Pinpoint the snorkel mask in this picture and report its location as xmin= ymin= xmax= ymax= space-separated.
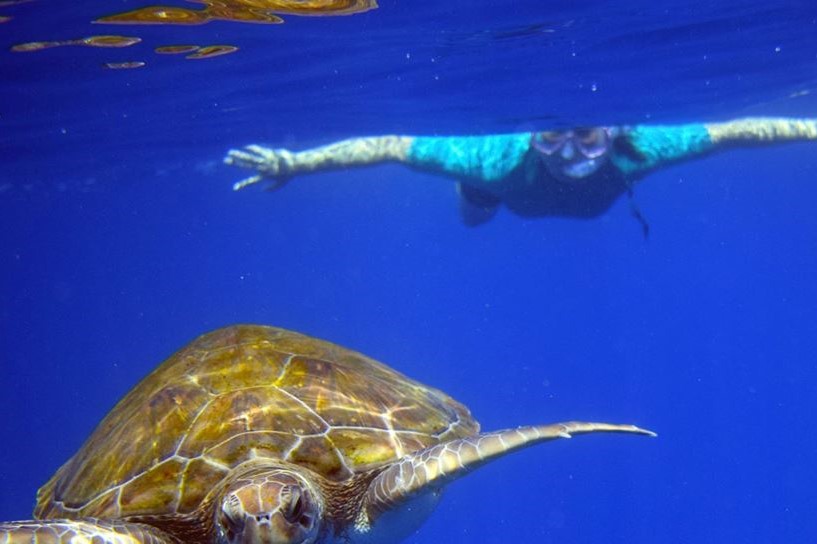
xmin=531 ymin=127 xmax=616 ymax=182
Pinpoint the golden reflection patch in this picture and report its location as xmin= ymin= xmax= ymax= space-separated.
xmin=96 ymin=0 xmax=377 ymax=25
xmin=185 ymin=45 xmax=238 ymax=59
xmin=155 ymin=44 xmax=239 ymax=59
xmin=11 ymin=35 xmax=141 ymax=52
xmin=6 ymin=0 xmax=376 ymax=66
xmin=155 ymin=45 xmax=200 ymax=54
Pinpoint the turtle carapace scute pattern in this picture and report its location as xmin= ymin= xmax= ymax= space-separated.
xmin=0 ymin=325 xmax=654 ymax=544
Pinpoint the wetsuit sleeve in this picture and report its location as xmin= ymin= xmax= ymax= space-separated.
xmin=610 ymin=123 xmax=714 ymax=176
xmin=611 ymin=117 xmax=817 ymax=177
xmin=406 ymin=133 xmax=531 ymax=184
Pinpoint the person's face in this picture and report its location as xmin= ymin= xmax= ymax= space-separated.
xmin=532 ymin=127 xmax=612 ymax=182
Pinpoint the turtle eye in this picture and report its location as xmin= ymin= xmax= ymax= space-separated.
xmin=281 ymin=486 xmax=305 ymax=524
xmin=220 ymin=493 xmax=245 ymax=539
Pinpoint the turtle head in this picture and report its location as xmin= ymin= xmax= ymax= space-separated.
xmin=216 ymin=467 xmax=323 ymax=544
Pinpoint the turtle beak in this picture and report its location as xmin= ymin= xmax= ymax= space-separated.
xmin=242 ymin=514 xmax=285 ymax=544
xmin=222 ymin=510 xmax=308 ymax=544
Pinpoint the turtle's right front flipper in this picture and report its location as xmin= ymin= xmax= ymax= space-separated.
xmin=0 ymin=519 xmax=178 ymax=544
xmin=361 ymin=421 xmax=655 ymax=525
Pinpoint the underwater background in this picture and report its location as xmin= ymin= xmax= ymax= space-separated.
xmin=2 ymin=1 xmax=817 ymax=542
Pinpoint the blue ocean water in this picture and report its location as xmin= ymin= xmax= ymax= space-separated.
xmin=2 ymin=1 xmax=817 ymax=543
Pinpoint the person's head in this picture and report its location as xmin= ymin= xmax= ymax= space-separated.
xmin=531 ymin=127 xmax=617 ymax=183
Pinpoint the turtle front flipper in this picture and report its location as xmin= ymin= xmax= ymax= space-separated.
xmin=0 ymin=519 xmax=179 ymax=544
xmin=361 ymin=421 xmax=655 ymax=524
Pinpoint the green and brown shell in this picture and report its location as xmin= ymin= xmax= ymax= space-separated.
xmin=36 ymin=325 xmax=478 ymax=521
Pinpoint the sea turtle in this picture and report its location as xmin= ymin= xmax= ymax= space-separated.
xmin=0 ymin=325 xmax=654 ymax=544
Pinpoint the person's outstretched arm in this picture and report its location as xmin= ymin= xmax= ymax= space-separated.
xmin=612 ymin=116 xmax=817 ymax=178
xmin=225 ymin=136 xmax=414 ymax=191
xmin=225 ymin=133 xmax=532 ymax=191
xmin=704 ymin=117 xmax=817 ymax=146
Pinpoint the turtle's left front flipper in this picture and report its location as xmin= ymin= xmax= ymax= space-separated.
xmin=0 ymin=519 xmax=179 ymax=544
xmin=361 ymin=421 xmax=655 ymax=523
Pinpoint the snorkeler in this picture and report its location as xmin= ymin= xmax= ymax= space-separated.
xmin=224 ymin=117 xmax=817 ymax=234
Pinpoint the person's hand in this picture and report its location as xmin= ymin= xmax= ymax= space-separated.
xmin=224 ymin=145 xmax=294 ymax=191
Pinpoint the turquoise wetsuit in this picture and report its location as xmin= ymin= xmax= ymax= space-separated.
xmin=407 ymin=124 xmax=714 ymax=183
xmin=403 ymin=124 xmax=715 ymax=219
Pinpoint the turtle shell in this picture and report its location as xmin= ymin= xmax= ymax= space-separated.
xmin=35 ymin=325 xmax=478 ymax=520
